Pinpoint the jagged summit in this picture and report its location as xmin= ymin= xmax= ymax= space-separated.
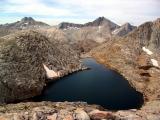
xmin=21 ymin=17 xmax=35 ymax=22
xmin=123 ymin=22 xmax=133 ymax=27
xmin=87 ymin=16 xmax=107 ymax=26
xmin=84 ymin=16 xmax=118 ymax=28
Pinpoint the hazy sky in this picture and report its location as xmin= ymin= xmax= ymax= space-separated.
xmin=0 ymin=0 xmax=159 ymax=25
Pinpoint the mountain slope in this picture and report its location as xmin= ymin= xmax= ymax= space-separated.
xmin=90 ymin=18 xmax=160 ymax=102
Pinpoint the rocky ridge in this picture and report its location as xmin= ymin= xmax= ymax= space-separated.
xmin=59 ymin=17 xmax=119 ymax=31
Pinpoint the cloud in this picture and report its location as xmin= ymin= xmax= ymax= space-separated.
xmin=1 ymin=0 xmax=75 ymax=16
xmin=0 ymin=0 xmax=159 ymax=25
xmin=54 ymin=0 xmax=160 ymax=25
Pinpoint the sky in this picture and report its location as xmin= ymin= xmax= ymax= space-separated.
xmin=0 ymin=0 xmax=159 ymax=26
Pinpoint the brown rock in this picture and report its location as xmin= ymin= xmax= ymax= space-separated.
xmin=74 ymin=109 xmax=90 ymax=120
xmin=63 ymin=115 xmax=74 ymax=120
xmin=89 ymin=110 xmax=115 ymax=120
xmin=47 ymin=114 xmax=57 ymax=120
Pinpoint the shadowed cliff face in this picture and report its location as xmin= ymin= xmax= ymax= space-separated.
xmin=0 ymin=30 xmax=83 ymax=103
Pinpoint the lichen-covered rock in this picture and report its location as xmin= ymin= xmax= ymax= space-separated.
xmin=0 ymin=30 xmax=83 ymax=103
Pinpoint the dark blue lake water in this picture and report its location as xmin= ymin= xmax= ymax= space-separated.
xmin=34 ymin=58 xmax=143 ymax=110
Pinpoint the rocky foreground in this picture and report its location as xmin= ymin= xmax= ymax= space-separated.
xmin=0 ymin=101 xmax=159 ymax=120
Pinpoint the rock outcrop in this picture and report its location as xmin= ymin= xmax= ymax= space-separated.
xmin=0 ymin=30 xmax=83 ymax=103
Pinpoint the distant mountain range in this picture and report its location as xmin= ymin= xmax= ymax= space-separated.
xmin=1 ymin=17 xmax=49 ymax=29
xmin=59 ymin=17 xmax=136 ymax=36
xmin=0 ymin=17 xmax=50 ymax=36
xmin=0 ymin=16 xmax=137 ymax=38
xmin=59 ymin=17 xmax=119 ymax=30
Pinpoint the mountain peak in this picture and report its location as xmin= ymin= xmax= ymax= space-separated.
xmin=123 ymin=22 xmax=131 ymax=26
xmin=122 ymin=22 xmax=134 ymax=29
xmin=96 ymin=16 xmax=106 ymax=21
xmin=84 ymin=17 xmax=119 ymax=31
xmin=91 ymin=16 xmax=109 ymax=26
xmin=21 ymin=17 xmax=35 ymax=22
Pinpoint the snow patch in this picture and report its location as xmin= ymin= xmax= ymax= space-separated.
xmin=24 ymin=22 xmax=28 ymax=25
xmin=43 ymin=64 xmax=60 ymax=78
xmin=151 ymin=59 xmax=159 ymax=67
xmin=112 ymin=28 xmax=120 ymax=35
xmin=142 ymin=47 xmax=153 ymax=55
xmin=66 ymin=27 xmax=80 ymax=30
xmin=98 ymin=26 xmax=102 ymax=32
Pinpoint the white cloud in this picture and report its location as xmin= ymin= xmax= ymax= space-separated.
xmin=3 ymin=0 xmax=74 ymax=16
xmin=55 ymin=0 xmax=160 ymax=25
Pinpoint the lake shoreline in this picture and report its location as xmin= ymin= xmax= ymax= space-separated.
xmin=33 ymin=58 xmax=143 ymax=110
